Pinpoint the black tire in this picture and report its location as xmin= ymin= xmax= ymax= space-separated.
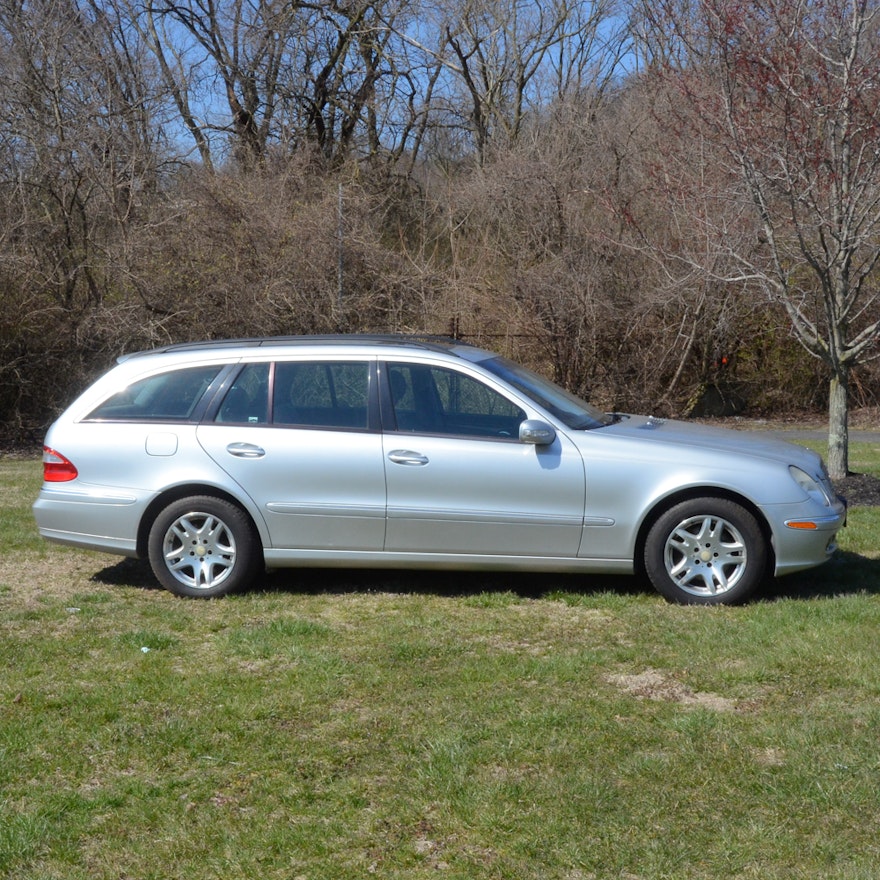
xmin=644 ymin=497 xmax=766 ymax=605
xmin=147 ymin=495 xmax=261 ymax=598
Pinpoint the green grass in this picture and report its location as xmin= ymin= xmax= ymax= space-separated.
xmin=3 ymin=455 xmax=880 ymax=879
xmin=793 ymin=438 xmax=880 ymax=475
xmin=848 ymin=439 xmax=880 ymax=474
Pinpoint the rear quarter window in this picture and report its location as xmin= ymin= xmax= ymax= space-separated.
xmin=84 ymin=365 xmax=223 ymax=421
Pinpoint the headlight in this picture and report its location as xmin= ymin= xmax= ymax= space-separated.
xmin=790 ymin=466 xmax=832 ymax=505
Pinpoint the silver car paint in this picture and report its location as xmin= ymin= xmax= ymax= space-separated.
xmin=33 ymin=338 xmax=845 ymax=584
xmin=383 ymin=429 xmax=586 ymax=557
xmin=197 ymin=423 xmax=387 ymax=551
xmin=564 ymin=417 xmax=840 ymax=570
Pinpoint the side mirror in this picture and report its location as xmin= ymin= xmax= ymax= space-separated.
xmin=519 ymin=419 xmax=556 ymax=446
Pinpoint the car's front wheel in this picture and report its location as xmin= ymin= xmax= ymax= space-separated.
xmin=644 ymin=497 xmax=766 ymax=605
xmin=147 ymin=496 xmax=261 ymax=598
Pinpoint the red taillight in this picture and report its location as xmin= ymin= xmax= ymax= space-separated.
xmin=42 ymin=446 xmax=78 ymax=482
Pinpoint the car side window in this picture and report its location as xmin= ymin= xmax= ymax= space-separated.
xmin=388 ymin=363 xmax=526 ymax=438
xmin=215 ymin=363 xmax=269 ymax=424
xmin=86 ymin=365 xmax=222 ymax=421
xmin=274 ymin=361 xmax=369 ymax=429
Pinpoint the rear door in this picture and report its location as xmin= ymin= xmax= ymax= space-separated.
xmin=197 ymin=359 xmax=387 ymax=551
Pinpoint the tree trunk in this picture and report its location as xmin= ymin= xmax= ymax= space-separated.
xmin=827 ymin=368 xmax=849 ymax=480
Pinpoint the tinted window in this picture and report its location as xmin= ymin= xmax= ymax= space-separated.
xmin=216 ymin=363 xmax=269 ymax=424
xmin=388 ymin=363 xmax=525 ymax=437
xmin=274 ymin=362 xmax=369 ymax=429
xmin=86 ymin=365 xmax=222 ymax=421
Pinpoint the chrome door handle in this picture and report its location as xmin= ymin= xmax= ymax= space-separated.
xmin=388 ymin=449 xmax=429 ymax=466
xmin=227 ymin=442 xmax=266 ymax=459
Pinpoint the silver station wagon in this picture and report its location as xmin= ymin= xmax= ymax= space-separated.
xmin=34 ymin=335 xmax=845 ymax=604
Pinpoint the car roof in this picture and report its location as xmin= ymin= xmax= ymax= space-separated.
xmin=118 ymin=334 xmax=492 ymax=363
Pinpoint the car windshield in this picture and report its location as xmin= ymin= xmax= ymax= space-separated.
xmin=481 ymin=356 xmax=613 ymax=430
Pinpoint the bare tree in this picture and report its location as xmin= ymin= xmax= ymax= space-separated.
xmin=400 ymin=0 xmax=626 ymax=164
xmin=634 ymin=0 xmax=880 ymax=478
xmin=134 ymin=0 xmax=429 ymax=168
xmin=123 ymin=0 xmax=632 ymax=168
xmin=0 ymin=0 xmax=169 ymax=428
xmin=143 ymin=0 xmax=300 ymax=168
xmin=294 ymin=0 xmax=398 ymax=161
xmin=0 ymin=0 xmax=165 ymax=310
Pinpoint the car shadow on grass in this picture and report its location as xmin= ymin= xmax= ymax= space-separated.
xmin=254 ymin=566 xmax=657 ymax=602
xmin=91 ymin=557 xmax=164 ymax=591
xmin=257 ymin=555 xmax=880 ymax=603
xmin=760 ymin=551 xmax=880 ymax=601
xmin=91 ymin=551 xmax=880 ymax=603
xmin=89 ymin=556 xmax=655 ymax=601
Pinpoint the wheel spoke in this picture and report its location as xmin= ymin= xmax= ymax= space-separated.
xmin=663 ymin=512 xmax=748 ymax=598
xmin=161 ymin=509 xmax=237 ymax=591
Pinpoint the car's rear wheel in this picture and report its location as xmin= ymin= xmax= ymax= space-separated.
xmin=148 ymin=496 xmax=261 ymax=598
xmin=644 ymin=497 xmax=766 ymax=605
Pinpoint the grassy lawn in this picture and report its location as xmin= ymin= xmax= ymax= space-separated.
xmin=2 ymin=448 xmax=879 ymax=880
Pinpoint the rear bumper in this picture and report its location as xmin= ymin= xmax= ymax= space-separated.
xmin=33 ymin=487 xmax=142 ymax=557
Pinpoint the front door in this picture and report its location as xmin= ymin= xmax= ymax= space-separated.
xmin=382 ymin=361 xmax=585 ymax=557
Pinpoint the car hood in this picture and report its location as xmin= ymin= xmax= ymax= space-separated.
xmin=593 ymin=415 xmax=824 ymax=472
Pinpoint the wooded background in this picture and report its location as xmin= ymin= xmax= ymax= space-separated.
xmin=3 ymin=0 xmax=879 ymax=456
